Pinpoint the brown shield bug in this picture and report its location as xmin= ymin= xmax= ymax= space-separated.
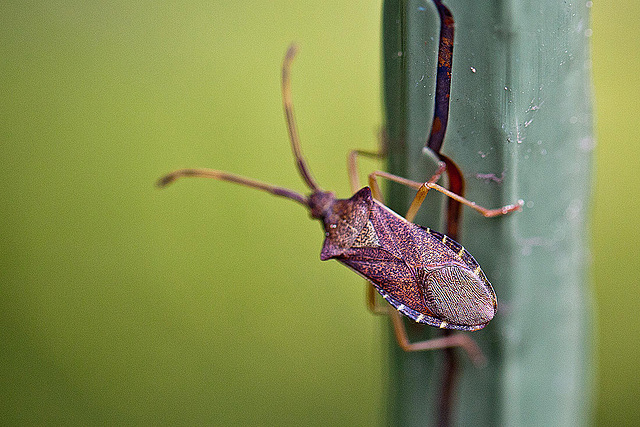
xmin=158 ymin=45 xmax=523 ymax=361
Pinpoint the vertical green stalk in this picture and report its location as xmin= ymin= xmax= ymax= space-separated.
xmin=382 ymin=1 xmax=594 ymax=425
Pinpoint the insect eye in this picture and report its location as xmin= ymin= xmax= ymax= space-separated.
xmin=425 ymin=266 xmax=496 ymax=326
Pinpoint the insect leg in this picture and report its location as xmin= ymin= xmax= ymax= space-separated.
xmin=366 ymin=284 xmax=390 ymax=315
xmin=390 ymin=310 xmax=486 ymax=365
xmin=347 ymin=128 xmax=388 ymax=192
xmin=367 ymin=165 xmax=445 ymax=222
xmin=368 ymin=169 xmax=523 ymax=221
xmin=405 ymin=162 xmax=447 ymax=222
xmin=428 ymin=181 xmax=523 ymax=217
xmin=347 ymin=149 xmax=385 ymax=193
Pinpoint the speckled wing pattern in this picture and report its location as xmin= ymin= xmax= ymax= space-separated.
xmin=320 ymin=187 xmax=497 ymax=331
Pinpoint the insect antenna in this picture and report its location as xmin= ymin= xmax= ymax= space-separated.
xmin=281 ymin=44 xmax=322 ymax=193
xmin=156 ymin=168 xmax=308 ymax=206
xmin=157 ymin=44 xmax=321 ymax=208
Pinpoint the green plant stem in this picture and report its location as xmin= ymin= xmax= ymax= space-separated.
xmin=381 ymin=1 xmax=594 ymax=425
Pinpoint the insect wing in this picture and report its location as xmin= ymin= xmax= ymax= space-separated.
xmin=336 ymin=193 xmax=496 ymax=330
xmin=336 ymin=246 xmax=451 ymax=329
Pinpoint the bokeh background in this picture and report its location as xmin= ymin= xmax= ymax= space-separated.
xmin=1 ymin=1 xmax=637 ymax=425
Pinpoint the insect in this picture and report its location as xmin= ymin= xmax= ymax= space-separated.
xmin=158 ymin=44 xmax=522 ymax=360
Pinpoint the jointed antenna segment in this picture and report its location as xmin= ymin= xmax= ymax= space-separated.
xmin=282 ymin=44 xmax=321 ymax=192
xmin=156 ymin=168 xmax=308 ymax=207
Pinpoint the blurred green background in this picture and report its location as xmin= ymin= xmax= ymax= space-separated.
xmin=0 ymin=1 xmax=637 ymax=425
